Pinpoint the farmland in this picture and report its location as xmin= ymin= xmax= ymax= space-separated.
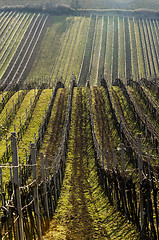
xmin=27 ymin=15 xmax=159 ymax=87
xmin=0 ymin=78 xmax=158 ymax=239
xmin=0 ymin=8 xmax=158 ymax=240
xmin=0 ymin=11 xmax=48 ymax=90
xmin=0 ymin=12 xmax=159 ymax=88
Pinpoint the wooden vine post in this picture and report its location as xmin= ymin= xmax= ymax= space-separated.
xmin=45 ymin=156 xmax=54 ymax=216
xmin=11 ymin=132 xmax=24 ymax=240
xmin=106 ymin=151 xmax=109 ymax=170
xmin=53 ymin=157 xmax=57 ymax=204
xmin=40 ymin=153 xmax=50 ymax=223
xmin=113 ymin=149 xmax=117 ymax=169
xmin=121 ymin=143 xmax=125 ymax=175
xmin=137 ymin=133 xmax=144 ymax=233
xmin=31 ymin=143 xmax=42 ymax=240
xmin=101 ymin=128 xmax=104 ymax=168
xmin=0 ymin=166 xmax=5 ymax=206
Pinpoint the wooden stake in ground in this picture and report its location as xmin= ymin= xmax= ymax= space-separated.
xmin=45 ymin=156 xmax=54 ymax=216
xmin=121 ymin=143 xmax=125 ymax=175
xmin=137 ymin=133 xmax=144 ymax=233
xmin=11 ymin=132 xmax=24 ymax=240
xmin=113 ymin=149 xmax=117 ymax=169
xmin=106 ymin=151 xmax=109 ymax=170
xmin=0 ymin=166 xmax=5 ymax=206
xmin=40 ymin=152 xmax=50 ymax=223
xmin=31 ymin=143 xmax=42 ymax=240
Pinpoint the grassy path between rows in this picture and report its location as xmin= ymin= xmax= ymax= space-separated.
xmin=43 ymin=87 xmax=139 ymax=240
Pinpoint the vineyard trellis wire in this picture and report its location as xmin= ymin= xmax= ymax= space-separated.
xmin=88 ymin=78 xmax=159 ymax=239
xmin=0 ymin=80 xmax=75 ymax=239
xmin=110 ymin=78 xmax=159 ymax=163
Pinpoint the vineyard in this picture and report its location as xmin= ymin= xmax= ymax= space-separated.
xmin=27 ymin=15 xmax=159 ymax=87
xmin=0 ymin=8 xmax=158 ymax=240
xmin=0 ymin=11 xmax=48 ymax=91
xmin=0 ymin=12 xmax=159 ymax=88
xmin=0 ymin=78 xmax=158 ymax=239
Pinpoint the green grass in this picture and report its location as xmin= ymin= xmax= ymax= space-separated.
xmin=112 ymin=85 xmax=158 ymax=157
xmin=0 ymin=91 xmax=8 ymax=102
xmin=150 ymin=21 xmax=159 ymax=76
xmin=22 ymin=14 xmax=159 ymax=86
xmin=17 ymin=89 xmax=53 ymax=160
xmin=36 ymin=88 xmax=69 ymax=177
xmin=111 ymin=86 xmax=141 ymax=134
xmin=134 ymin=19 xmax=145 ymax=79
xmin=128 ymin=18 xmax=139 ymax=80
xmin=142 ymin=19 xmax=155 ymax=77
xmin=98 ymin=16 xmax=107 ymax=80
xmin=62 ymin=18 xmax=82 ymax=85
xmin=146 ymin=19 xmax=159 ymax=77
xmin=0 ymin=13 xmax=22 ymax=52
xmin=105 ymin=16 xmax=114 ymax=84
xmin=50 ymin=17 xmax=74 ymax=85
xmin=78 ymin=16 xmax=96 ymax=86
xmin=90 ymin=16 xmax=104 ymax=86
xmin=91 ymin=86 xmax=121 ymax=168
xmin=43 ymin=86 xmax=140 ymax=240
xmin=0 ymin=13 xmax=32 ymax=79
xmin=0 ymin=90 xmax=37 ymax=160
xmin=152 ymin=20 xmax=159 ymax=59
xmin=1 ymin=12 xmax=158 ymax=89
xmin=64 ymin=17 xmax=88 ymax=86
xmin=0 ymin=90 xmax=23 ymax=126
xmin=118 ymin=17 xmax=126 ymax=80
xmin=138 ymin=19 xmax=150 ymax=78
xmin=128 ymin=85 xmax=159 ymax=131
xmin=72 ymin=16 xmax=90 ymax=83
xmin=27 ymin=16 xmax=68 ymax=84
xmin=112 ymin=16 xmax=118 ymax=82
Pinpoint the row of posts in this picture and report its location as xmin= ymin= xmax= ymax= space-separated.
xmin=101 ymin=133 xmax=145 ymax=232
xmin=8 ymin=130 xmax=147 ymax=239
xmin=11 ymin=132 xmax=42 ymax=240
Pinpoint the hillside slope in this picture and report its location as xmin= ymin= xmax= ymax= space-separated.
xmin=43 ymin=87 xmax=140 ymax=239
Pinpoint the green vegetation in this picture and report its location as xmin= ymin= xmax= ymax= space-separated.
xmin=36 ymin=88 xmax=69 ymax=175
xmin=105 ymin=16 xmax=114 ymax=84
xmin=111 ymin=85 xmax=158 ymax=157
xmin=0 ymin=90 xmax=37 ymax=159
xmin=0 ymin=12 xmax=32 ymax=80
xmin=0 ymin=83 xmax=158 ymax=238
xmin=27 ymin=16 xmax=68 ymax=84
xmin=90 ymin=16 xmax=103 ymax=85
xmin=0 ymin=90 xmax=24 ymax=128
xmin=118 ymin=17 xmax=125 ymax=80
xmin=91 ymin=86 xmax=121 ymax=167
xmin=1 ymin=12 xmax=158 ymax=87
xmin=43 ymin=87 xmax=140 ymax=239
xmin=43 ymin=88 xmax=138 ymax=240
xmin=128 ymin=18 xmax=139 ymax=80
xmin=17 ymin=89 xmax=52 ymax=159
xmin=0 ymin=8 xmax=159 ymax=240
